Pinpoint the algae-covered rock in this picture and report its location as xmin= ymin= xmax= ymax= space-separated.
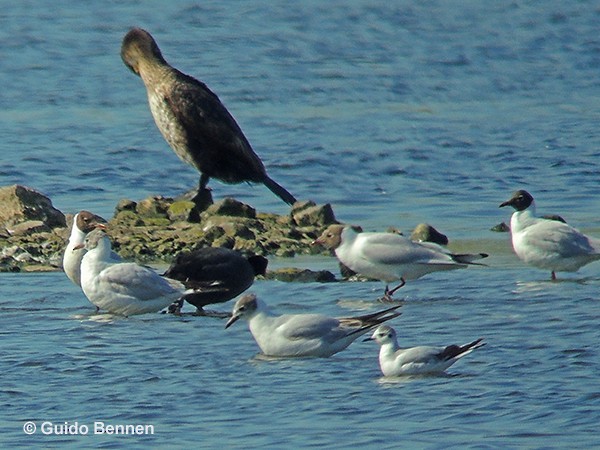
xmin=265 ymin=267 xmax=337 ymax=283
xmin=135 ymin=196 xmax=172 ymax=219
xmin=0 ymin=184 xmax=339 ymax=272
xmin=205 ymin=198 xmax=256 ymax=218
xmin=291 ymin=200 xmax=337 ymax=227
xmin=168 ymin=200 xmax=199 ymax=223
xmin=115 ymin=199 xmax=137 ymax=213
xmin=491 ymin=222 xmax=510 ymax=232
xmin=8 ymin=220 xmax=51 ymax=236
xmin=0 ymin=185 xmax=65 ymax=230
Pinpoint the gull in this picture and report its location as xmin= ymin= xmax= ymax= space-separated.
xmin=314 ymin=224 xmax=488 ymax=300
xmin=79 ymin=228 xmax=188 ymax=316
xmin=121 ymin=27 xmax=296 ymax=206
xmin=365 ymin=325 xmax=484 ymax=376
xmin=500 ymin=189 xmax=600 ymax=280
xmin=163 ymin=248 xmax=268 ymax=314
xmin=225 ymin=293 xmax=401 ymax=357
xmin=63 ymin=211 xmax=113 ymax=286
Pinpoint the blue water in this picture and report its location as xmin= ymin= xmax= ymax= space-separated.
xmin=1 ymin=1 xmax=600 ymax=448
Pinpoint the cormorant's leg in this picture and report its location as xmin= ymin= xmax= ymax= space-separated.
xmin=191 ymin=174 xmax=213 ymax=209
xmin=199 ymin=173 xmax=210 ymax=191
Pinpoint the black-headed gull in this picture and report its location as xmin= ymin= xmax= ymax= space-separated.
xmin=500 ymin=190 xmax=600 ymax=280
xmin=314 ymin=224 xmax=488 ymax=300
xmin=225 ymin=293 xmax=401 ymax=358
xmin=79 ymin=229 xmax=187 ymax=316
xmin=365 ymin=325 xmax=484 ymax=376
xmin=163 ymin=248 xmax=268 ymax=313
xmin=63 ymin=211 xmax=110 ymax=286
xmin=120 ymin=28 xmax=296 ymax=205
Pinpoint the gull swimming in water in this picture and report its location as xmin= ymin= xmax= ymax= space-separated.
xmin=63 ymin=211 xmax=113 ymax=286
xmin=225 ymin=293 xmax=401 ymax=358
xmin=500 ymin=189 xmax=600 ymax=280
xmin=163 ymin=247 xmax=268 ymax=314
xmin=120 ymin=27 xmax=296 ymax=206
xmin=314 ymin=224 xmax=488 ymax=300
xmin=365 ymin=325 xmax=485 ymax=376
xmin=79 ymin=228 xmax=188 ymax=316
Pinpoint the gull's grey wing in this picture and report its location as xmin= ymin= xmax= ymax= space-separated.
xmin=525 ymin=221 xmax=599 ymax=257
xmin=356 ymin=232 xmax=456 ymax=266
xmin=395 ymin=346 xmax=446 ymax=365
xmin=276 ymin=314 xmax=344 ymax=342
xmin=96 ymin=263 xmax=179 ymax=301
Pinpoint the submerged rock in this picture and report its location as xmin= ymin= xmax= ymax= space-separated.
xmin=265 ymin=267 xmax=337 ymax=283
xmin=490 ymin=222 xmax=510 ymax=232
xmin=410 ymin=223 xmax=449 ymax=245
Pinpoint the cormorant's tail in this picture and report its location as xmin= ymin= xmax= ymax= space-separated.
xmin=263 ymin=176 xmax=297 ymax=205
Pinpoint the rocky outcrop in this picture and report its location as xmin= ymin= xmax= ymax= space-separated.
xmin=0 ymin=185 xmax=65 ymax=230
xmin=0 ymin=185 xmax=339 ymax=273
xmin=0 ymin=185 xmax=67 ymax=272
xmin=0 ymin=185 xmax=469 ymax=284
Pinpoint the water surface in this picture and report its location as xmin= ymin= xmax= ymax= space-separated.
xmin=1 ymin=1 xmax=600 ymax=448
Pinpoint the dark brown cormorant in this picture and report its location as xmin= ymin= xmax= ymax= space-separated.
xmin=163 ymin=247 xmax=268 ymax=313
xmin=121 ymin=27 xmax=296 ymax=205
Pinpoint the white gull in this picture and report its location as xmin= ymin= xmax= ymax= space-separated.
xmin=225 ymin=293 xmax=401 ymax=358
xmin=314 ymin=224 xmax=487 ymax=300
xmin=500 ymin=189 xmax=600 ymax=280
xmin=79 ymin=228 xmax=186 ymax=316
xmin=365 ymin=325 xmax=484 ymax=376
xmin=63 ymin=211 xmax=112 ymax=286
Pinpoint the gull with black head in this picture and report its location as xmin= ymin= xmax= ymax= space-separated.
xmin=63 ymin=211 xmax=114 ymax=287
xmin=500 ymin=189 xmax=600 ymax=280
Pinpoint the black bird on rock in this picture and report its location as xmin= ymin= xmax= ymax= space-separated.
xmin=163 ymin=247 xmax=268 ymax=314
xmin=121 ymin=27 xmax=297 ymax=206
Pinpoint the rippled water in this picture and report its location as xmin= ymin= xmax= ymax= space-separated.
xmin=1 ymin=1 xmax=600 ymax=448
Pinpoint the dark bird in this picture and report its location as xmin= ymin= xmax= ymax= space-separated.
xmin=162 ymin=247 xmax=268 ymax=314
xmin=120 ymin=27 xmax=297 ymax=206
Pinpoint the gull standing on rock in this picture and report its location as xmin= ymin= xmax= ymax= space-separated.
xmin=365 ymin=325 xmax=485 ymax=376
xmin=63 ymin=211 xmax=111 ymax=286
xmin=120 ymin=27 xmax=297 ymax=206
xmin=314 ymin=224 xmax=488 ymax=300
xmin=225 ymin=293 xmax=401 ymax=358
xmin=500 ymin=189 xmax=600 ymax=280
xmin=79 ymin=229 xmax=189 ymax=316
